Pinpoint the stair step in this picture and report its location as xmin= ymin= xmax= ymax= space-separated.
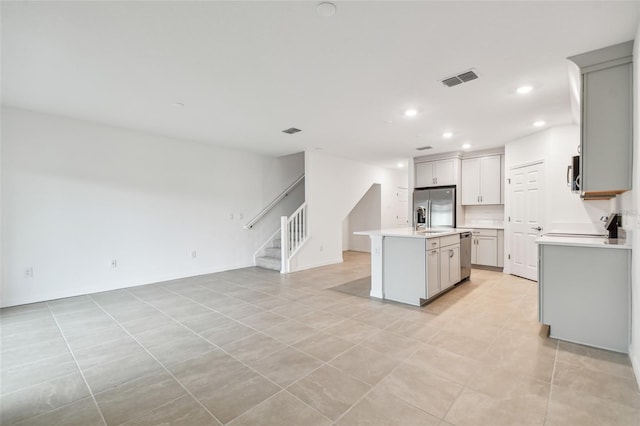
xmin=256 ymin=256 xmax=281 ymax=271
xmin=265 ymin=247 xmax=281 ymax=258
xmin=273 ymin=236 xmax=304 ymax=248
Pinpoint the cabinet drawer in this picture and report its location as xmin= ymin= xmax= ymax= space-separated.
xmin=471 ymin=229 xmax=498 ymax=237
xmin=439 ymin=234 xmax=460 ymax=247
xmin=426 ymin=238 xmax=440 ymax=250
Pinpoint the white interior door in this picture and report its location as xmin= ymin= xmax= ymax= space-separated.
xmin=509 ymin=162 xmax=544 ymax=281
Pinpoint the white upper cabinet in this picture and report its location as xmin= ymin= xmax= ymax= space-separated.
xmin=568 ymin=41 xmax=633 ymax=199
xmin=461 ymin=158 xmax=481 ymax=204
xmin=415 ymin=158 xmax=457 ymax=187
xmin=461 ymin=155 xmax=502 ymax=205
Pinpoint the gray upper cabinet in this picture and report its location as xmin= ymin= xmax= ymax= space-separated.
xmin=569 ymin=41 xmax=633 ymax=200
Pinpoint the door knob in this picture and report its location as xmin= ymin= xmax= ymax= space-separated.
xmin=531 ymin=226 xmax=542 ymax=231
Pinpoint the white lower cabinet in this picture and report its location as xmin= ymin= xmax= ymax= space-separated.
xmin=470 ymin=229 xmax=499 ymax=267
xmin=539 ymin=243 xmax=630 ymax=352
xmin=439 ymin=244 xmax=460 ymax=291
xmin=427 ymin=235 xmax=461 ymax=298
xmin=382 ymin=234 xmax=462 ymax=306
xmin=426 ymin=248 xmax=440 ymax=298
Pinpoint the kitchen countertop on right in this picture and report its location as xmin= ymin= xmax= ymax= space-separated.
xmin=536 ymin=235 xmax=631 ymax=250
xmin=459 ymin=224 xmax=504 ymax=230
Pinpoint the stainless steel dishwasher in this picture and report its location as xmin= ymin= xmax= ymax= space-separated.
xmin=460 ymin=231 xmax=472 ymax=281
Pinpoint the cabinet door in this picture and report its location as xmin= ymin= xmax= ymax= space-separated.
xmin=480 ymin=155 xmax=502 ymax=204
xmin=426 ymin=249 xmax=440 ymax=298
xmin=440 ymin=246 xmax=460 ymax=291
xmin=475 ymin=236 xmax=498 ymax=266
xmin=471 ymin=237 xmax=478 ymax=263
xmin=461 ymin=158 xmax=481 ymax=205
xmin=415 ymin=162 xmax=435 ymax=187
xmin=582 ymin=63 xmax=632 ymax=193
xmin=449 ymin=246 xmax=460 ymax=285
xmin=439 ymin=248 xmax=450 ymax=293
xmin=435 ymin=159 xmax=455 ymax=186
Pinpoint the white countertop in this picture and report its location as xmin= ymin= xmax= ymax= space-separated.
xmin=536 ymin=235 xmax=631 ymax=250
xmin=354 ymin=227 xmax=465 ymax=239
xmin=459 ymin=224 xmax=504 ymax=230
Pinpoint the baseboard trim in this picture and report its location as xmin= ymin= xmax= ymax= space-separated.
xmin=472 ymin=264 xmax=504 ymax=272
xmin=0 ymin=262 xmax=256 ymax=308
xmin=630 ymin=344 xmax=640 ymax=391
xmin=369 ymin=289 xmax=383 ymax=299
xmin=290 ymin=257 xmax=344 ymax=273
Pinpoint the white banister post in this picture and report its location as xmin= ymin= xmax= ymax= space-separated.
xmin=280 ymin=216 xmax=289 ymax=274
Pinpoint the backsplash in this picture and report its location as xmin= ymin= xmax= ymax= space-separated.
xmin=462 ymin=204 xmax=505 ymax=226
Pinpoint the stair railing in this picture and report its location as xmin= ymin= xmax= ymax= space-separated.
xmin=244 ymin=174 xmax=304 ymax=229
xmin=280 ymin=202 xmax=307 ymax=273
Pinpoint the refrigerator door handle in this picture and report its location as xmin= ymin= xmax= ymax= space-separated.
xmin=427 ymin=200 xmax=431 ymax=228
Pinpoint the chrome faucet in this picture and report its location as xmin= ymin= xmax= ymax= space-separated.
xmin=415 ymin=206 xmax=426 ymax=230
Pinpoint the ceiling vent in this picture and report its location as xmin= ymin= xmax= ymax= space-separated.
xmin=441 ymin=69 xmax=479 ymax=87
xmin=282 ymin=127 xmax=302 ymax=134
xmin=416 ymin=145 xmax=433 ymax=151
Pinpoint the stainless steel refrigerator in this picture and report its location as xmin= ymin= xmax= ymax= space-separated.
xmin=413 ymin=186 xmax=456 ymax=228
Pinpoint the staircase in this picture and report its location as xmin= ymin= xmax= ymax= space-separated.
xmin=254 ymin=202 xmax=308 ymax=273
xmin=256 ymin=236 xmax=282 ymax=271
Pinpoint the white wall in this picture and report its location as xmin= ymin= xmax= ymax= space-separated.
xmin=1 ymin=107 xmax=304 ymax=307
xmin=504 ymin=125 xmax=611 ymax=273
xmin=344 ymin=184 xmax=382 ymax=253
xmin=293 ymin=151 xmax=407 ymax=271
xmin=462 ymin=205 xmax=504 ymax=226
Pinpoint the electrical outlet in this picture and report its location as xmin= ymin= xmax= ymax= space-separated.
xmin=24 ymin=267 xmax=33 ymax=278
xmin=239 ymin=213 xmax=244 ymax=220
xmin=229 ymin=213 xmax=234 ymax=220
xmin=111 ymin=259 xmax=117 ymax=268
xmin=319 ymin=245 xmax=324 ymax=252
xmin=191 ymin=250 xmax=197 ymax=259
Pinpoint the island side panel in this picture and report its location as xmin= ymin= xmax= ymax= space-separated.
xmin=540 ymin=243 xmax=630 ymax=353
xmin=369 ymin=235 xmax=383 ymax=299
xmin=382 ymin=236 xmax=426 ymax=306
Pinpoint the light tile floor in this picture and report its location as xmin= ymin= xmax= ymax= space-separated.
xmin=1 ymin=251 xmax=639 ymax=425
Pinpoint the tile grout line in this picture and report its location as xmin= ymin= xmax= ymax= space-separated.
xmin=87 ymin=293 xmax=225 ymax=426
xmin=44 ymin=301 xmax=109 ymax=426
xmin=159 ymin=282 xmax=418 ymax=423
xmin=117 ymin=287 xmax=343 ymax=423
xmin=151 ymin=287 xmax=341 ymax=422
xmin=330 ymin=337 xmax=437 ymax=424
xmin=281 ymin=272 xmax=520 ymax=423
xmin=542 ymin=338 xmax=560 ymax=426
xmin=7 ymin=267 xmax=542 ymax=426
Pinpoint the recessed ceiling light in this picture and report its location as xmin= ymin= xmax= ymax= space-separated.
xmin=317 ymin=2 xmax=337 ymax=17
xmin=533 ymin=120 xmax=546 ymax=127
xmin=384 ymin=120 xmax=393 ymax=124
xmin=397 ymin=163 xmax=404 ymax=168
xmin=404 ymin=109 xmax=418 ymax=118
xmin=516 ymin=85 xmax=533 ymax=95
xmin=172 ymin=102 xmax=185 ymax=107
xmin=442 ymin=132 xmax=453 ymax=139
xmin=462 ymin=143 xmax=471 ymax=149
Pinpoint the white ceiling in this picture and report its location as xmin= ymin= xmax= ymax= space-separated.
xmin=2 ymin=1 xmax=639 ymax=169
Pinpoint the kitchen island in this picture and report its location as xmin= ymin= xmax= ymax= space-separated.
xmin=355 ymin=227 xmax=468 ymax=306
xmin=537 ymin=235 xmax=631 ymax=352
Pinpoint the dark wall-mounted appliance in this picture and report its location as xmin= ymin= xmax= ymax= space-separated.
xmin=567 ymin=155 xmax=580 ymax=193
